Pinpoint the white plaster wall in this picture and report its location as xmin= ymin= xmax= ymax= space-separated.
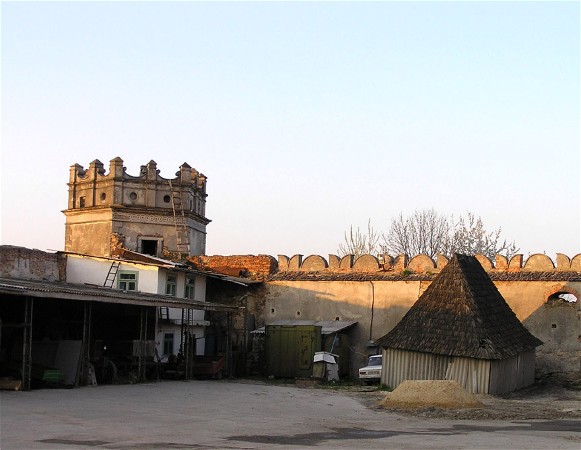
xmin=66 ymin=254 xmax=159 ymax=292
xmin=155 ymin=272 xmax=207 ymax=357
xmin=155 ymin=325 xmax=206 ymax=358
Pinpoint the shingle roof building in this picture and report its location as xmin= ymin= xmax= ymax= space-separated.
xmin=376 ymin=254 xmax=543 ymax=394
xmin=376 ymin=254 xmax=542 ymax=359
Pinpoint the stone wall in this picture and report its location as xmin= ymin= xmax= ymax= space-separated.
xmin=0 ymin=246 xmax=65 ymax=281
xmin=201 ymin=252 xmax=581 ymax=379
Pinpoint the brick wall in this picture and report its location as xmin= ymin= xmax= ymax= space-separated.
xmin=189 ymin=255 xmax=277 ymax=279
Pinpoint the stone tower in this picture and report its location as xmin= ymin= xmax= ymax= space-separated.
xmin=63 ymin=157 xmax=210 ymax=257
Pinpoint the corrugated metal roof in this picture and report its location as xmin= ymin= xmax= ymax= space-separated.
xmin=0 ymin=277 xmax=240 ymax=311
xmin=251 ymin=320 xmax=357 ymax=335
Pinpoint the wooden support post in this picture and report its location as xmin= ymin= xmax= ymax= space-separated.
xmin=78 ymin=302 xmax=92 ymax=387
xmin=185 ymin=308 xmax=192 ymax=380
xmin=226 ymin=311 xmax=232 ymax=378
xmin=22 ymin=297 xmax=33 ymax=391
xmin=138 ymin=307 xmax=148 ymax=382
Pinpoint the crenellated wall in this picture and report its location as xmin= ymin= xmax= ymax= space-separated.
xmin=276 ymin=252 xmax=581 ymax=273
xmin=202 ymin=252 xmax=581 ymax=379
xmin=66 ymin=158 xmax=207 ymax=212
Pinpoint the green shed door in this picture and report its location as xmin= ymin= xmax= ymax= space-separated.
xmin=266 ymin=325 xmax=322 ymax=378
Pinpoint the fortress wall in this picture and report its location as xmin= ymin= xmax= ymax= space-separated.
xmin=275 ymin=252 xmax=581 ymax=273
xmin=201 ymin=252 xmax=580 ymax=377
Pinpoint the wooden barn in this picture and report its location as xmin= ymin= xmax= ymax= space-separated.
xmin=376 ymin=254 xmax=543 ymax=394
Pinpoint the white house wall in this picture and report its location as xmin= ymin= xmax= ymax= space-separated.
xmin=66 ymin=254 xmax=160 ymax=292
xmin=155 ymin=325 xmax=206 ymax=359
xmin=66 ymin=254 xmax=208 ymax=358
xmin=156 ymin=273 xmax=207 ymax=357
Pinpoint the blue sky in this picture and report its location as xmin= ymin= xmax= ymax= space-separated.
xmin=1 ymin=1 xmax=579 ymax=260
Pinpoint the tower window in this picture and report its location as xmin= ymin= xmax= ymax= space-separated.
xmin=129 ymin=192 xmax=138 ymax=201
xmin=141 ymin=240 xmax=158 ymax=256
xmin=163 ymin=195 xmax=171 ymax=203
xmin=138 ymin=237 xmax=162 ymax=256
xmin=100 ymin=192 xmax=107 ymax=201
xmin=79 ymin=196 xmax=86 ymax=208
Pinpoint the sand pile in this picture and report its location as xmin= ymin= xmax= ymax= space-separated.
xmin=379 ymin=380 xmax=484 ymax=409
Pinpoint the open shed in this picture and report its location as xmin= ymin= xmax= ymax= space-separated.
xmin=0 ymin=277 xmax=237 ymax=390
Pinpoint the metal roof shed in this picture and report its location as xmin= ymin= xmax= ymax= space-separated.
xmin=0 ymin=277 xmax=239 ymax=390
xmin=253 ymin=320 xmax=357 ymax=379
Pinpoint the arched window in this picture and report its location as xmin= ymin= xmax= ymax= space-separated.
xmin=547 ymin=292 xmax=578 ymax=304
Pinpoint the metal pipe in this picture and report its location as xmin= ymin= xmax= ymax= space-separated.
xmin=369 ymin=281 xmax=375 ymax=341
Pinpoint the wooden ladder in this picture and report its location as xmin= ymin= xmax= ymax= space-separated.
xmin=104 ymin=261 xmax=120 ymax=287
xmin=168 ymin=180 xmax=191 ymax=256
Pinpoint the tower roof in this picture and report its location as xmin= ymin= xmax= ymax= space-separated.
xmin=376 ymin=254 xmax=542 ymax=360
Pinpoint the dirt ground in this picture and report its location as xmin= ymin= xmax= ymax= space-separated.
xmin=2 ymin=375 xmax=580 ymax=449
xmin=338 ymin=372 xmax=581 ymax=421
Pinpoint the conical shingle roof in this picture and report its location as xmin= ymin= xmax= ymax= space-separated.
xmin=376 ymin=254 xmax=542 ymax=360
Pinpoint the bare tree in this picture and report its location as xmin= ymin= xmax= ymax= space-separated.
xmin=340 ymin=210 xmax=518 ymax=261
xmin=448 ymin=212 xmax=519 ymax=260
xmin=382 ymin=209 xmax=450 ymax=259
xmin=338 ymin=219 xmax=382 ymax=259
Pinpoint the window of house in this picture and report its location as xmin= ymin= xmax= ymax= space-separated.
xmin=163 ymin=333 xmax=174 ymax=356
xmin=184 ymin=277 xmax=195 ymax=299
xmin=166 ymin=275 xmax=177 ymax=296
xmin=118 ymin=272 xmax=138 ymax=291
